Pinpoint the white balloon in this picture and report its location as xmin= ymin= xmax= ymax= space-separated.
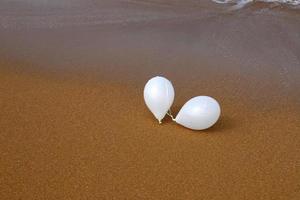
xmin=175 ymin=96 xmax=221 ymax=130
xmin=144 ymin=76 xmax=175 ymax=123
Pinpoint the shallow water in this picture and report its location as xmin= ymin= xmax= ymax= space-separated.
xmin=0 ymin=0 xmax=299 ymax=106
xmin=0 ymin=0 xmax=299 ymax=29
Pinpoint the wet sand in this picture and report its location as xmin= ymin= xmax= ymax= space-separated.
xmin=1 ymin=1 xmax=300 ymax=199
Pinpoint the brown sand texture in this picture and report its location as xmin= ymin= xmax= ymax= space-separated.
xmin=0 ymin=1 xmax=300 ymax=199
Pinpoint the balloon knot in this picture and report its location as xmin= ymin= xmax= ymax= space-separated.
xmin=167 ymin=110 xmax=175 ymax=121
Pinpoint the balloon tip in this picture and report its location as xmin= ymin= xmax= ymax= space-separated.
xmin=158 ymin=120 xmax=162 ymax=124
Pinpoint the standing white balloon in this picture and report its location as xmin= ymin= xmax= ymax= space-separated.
xmin=175 ymin=96 xmax=221 ymax=130
xmin=144 ymin=76 xmax=175 ymax=123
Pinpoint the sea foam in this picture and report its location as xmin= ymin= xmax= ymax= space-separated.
xmin=212 ymin=0 xmax=300 ymax=8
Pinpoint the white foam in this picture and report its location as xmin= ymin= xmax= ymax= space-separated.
xmin=212 ymin=0 xmax=300 ymax=8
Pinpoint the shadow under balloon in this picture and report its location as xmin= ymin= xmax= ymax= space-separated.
xmin=204 ymin=115 xmax=236 ymax=133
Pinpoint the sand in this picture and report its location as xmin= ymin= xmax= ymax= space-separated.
xmin=0 ymin=1 xmax=300 ymax=199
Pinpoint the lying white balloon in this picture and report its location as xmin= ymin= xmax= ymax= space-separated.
xmin=144 ymin=76 xmax=175 ymax=123
xmin=175 ymin=96 xmax=221 ymax=130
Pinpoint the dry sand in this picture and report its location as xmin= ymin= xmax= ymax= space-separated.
xmin=0 ymin=0 xmax=300 ymax=199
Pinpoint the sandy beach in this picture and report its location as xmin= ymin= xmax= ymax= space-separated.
xmin=1 ymin=1 xmax=300 ymax=199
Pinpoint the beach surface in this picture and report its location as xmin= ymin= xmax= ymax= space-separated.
xmin=0 ymin=1 xmax=300 ymax=199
